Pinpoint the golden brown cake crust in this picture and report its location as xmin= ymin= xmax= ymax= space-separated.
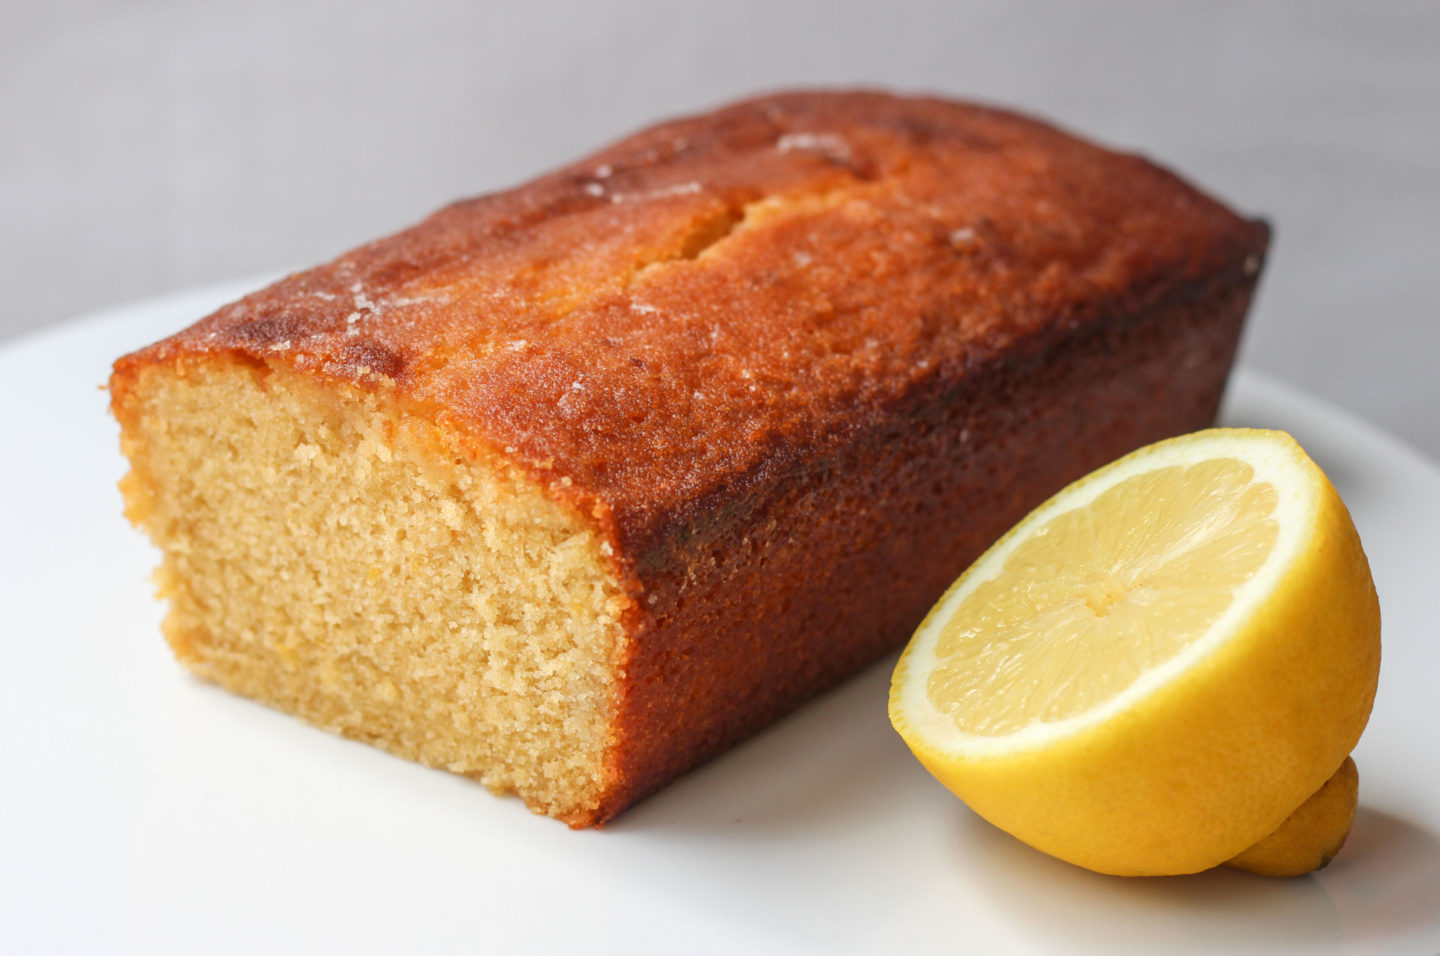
xmin=113 ymin=90 xmax=1269 ymax=825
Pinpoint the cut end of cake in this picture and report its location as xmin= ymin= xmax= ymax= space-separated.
xmin=111 ymin=355 xmax=627 ymax=825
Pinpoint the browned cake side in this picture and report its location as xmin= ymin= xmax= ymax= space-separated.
xmin=111 ymin=90 xmax=1269 ymax=825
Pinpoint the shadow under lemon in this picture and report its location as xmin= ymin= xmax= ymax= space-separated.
xmin=943 ymin=799 xmax=1440 ymax=953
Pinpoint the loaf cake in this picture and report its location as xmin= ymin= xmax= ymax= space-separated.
xmin=110 ymin=91 xmax=1269 ymax=826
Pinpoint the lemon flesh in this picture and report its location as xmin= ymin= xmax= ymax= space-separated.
xmin=929 ymin=459 xmax=1279 ymax=736
xmin=889 ymin=429 xmax=1380 ymax=876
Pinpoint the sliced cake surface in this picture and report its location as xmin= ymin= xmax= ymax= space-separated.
xmin=111 ymin=90 xmax=1269 ymax=825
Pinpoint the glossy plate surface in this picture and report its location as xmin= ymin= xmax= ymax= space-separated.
xmin=3 ymin=279 xmax=1438 ymax=954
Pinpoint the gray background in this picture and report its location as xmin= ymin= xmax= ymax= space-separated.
xmin=4 ymin=1 xmax=1437 ymax=458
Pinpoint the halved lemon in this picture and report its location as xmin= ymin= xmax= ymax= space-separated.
xmin=889 ymin=428 xmax=1380 ymax=876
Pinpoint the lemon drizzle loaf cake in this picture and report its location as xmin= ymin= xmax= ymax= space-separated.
xmin=110 ymin=91 xmax=1269 ymax=826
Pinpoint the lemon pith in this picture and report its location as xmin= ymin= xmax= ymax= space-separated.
xmin=889 ymin=428 xmax=1380 ymax=876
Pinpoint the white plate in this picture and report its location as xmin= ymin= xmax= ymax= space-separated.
xmin=3 ymin=278 xmax=1438 ymax=955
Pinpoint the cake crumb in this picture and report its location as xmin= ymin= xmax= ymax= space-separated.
xmin=116 ymin=363 xmax=620 ymax=824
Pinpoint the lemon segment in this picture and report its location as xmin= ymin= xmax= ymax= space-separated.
xmin=889 ymin=428 xmax=1380 ymax=876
